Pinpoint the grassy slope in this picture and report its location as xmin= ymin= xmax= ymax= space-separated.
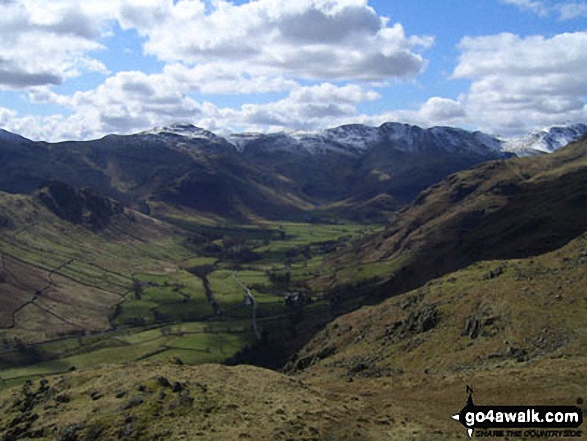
xmin=290 ymin=231 xmax=587 ymax=439
xmin=0 ymin=192 xmax=265 ymax=382
xmin=0 ymin=191 xmax=191 ymax=343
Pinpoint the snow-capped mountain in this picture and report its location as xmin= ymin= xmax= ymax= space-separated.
xmin=501 ymin=124 xmax=587 ymax=156
xmin=139 ymin=123 xmax=228 ymax=145
xmin=227 ymin=123 xmax=507 ymax=157
xmin=129 ymin=121 xmax=587 ymax=158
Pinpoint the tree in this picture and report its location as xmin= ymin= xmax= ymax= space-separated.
xmin=131 ymin=278 xmax=143 ymax=300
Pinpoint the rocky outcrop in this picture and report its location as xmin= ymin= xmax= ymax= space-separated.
xmin=37 ymin=180 xmax=124 ymax=230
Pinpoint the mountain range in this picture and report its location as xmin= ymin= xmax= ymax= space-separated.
xmin=1 ymin=122 xmax=584 ymax=223
xmin=139 ymin=122 xmax=586 ymax=157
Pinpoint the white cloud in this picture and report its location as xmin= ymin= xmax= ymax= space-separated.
xmin=16 ymin=69 xmax=203 ymax=140
xmin=500 ymin=0 xmax=587 ymax=20
xmin=0 ymin=0 xmax=111 ymax=89
xmin=136 ymin=0 xmax=433 ymax=82
xmin=338 ymin=97 xmax=467 ymax=130
xmin=556 ymin=2 xmax=587 ymax=19
xmin=6 ymin=77 xmax=384 ymax=140
xmin=164 ymin=64 xmax=299 ymax=95
xmin=0 ymin=107 xmax=17 ymax=126
xmin=228 ymin=83 xmax=381 ymax=132
xmin=419 ymin=97 xmax=466 ymax=123
xmin=3 ymin=0 xmax=584 ymax=142
xmin=453 ymin=32 xmax=587 ymax=134
xmin=501 ymin=0 xmax=550 ymax=16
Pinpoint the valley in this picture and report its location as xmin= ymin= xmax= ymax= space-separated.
xmin=0 ymin=123 xmax=585 ymax=440
xmin=0 ymin=188 xmax=382 ymax=389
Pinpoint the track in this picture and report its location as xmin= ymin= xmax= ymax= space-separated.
xmin=232 ymin=271 xmax=261 ymax=341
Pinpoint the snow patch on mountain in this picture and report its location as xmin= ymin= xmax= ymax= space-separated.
xmin=137 ymin=122 xmax=586 ymax=158
xmin=227 ymin=123 xmax=504 ymax=157
xmin=140 ymin=124 xmax=227 ymax=144
xmin=228 ymin=126 xmax=379 ymax=155
xmin=501 ymin=124 xmax=587 ymax=156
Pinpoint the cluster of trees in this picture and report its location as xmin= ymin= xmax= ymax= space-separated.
xmin=268 ymin=271 xmax=291 ymax=288
xmin=1 ymin=337 xmax=42 ymax=360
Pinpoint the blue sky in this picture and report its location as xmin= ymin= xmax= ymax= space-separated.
xmin=0 ymin=0 xmax=585 ymax=141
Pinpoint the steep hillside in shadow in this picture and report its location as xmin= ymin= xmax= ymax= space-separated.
xmin=0 ymin=124 xmax=513 ymax=223
xmin=326 ymin=135 xmax=587 ymax=300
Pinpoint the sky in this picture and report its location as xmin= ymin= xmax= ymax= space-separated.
xmin=0 ymin=0 xmax=586 ymax=141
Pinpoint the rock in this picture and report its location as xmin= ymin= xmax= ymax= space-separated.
xmin=120 ymin=396 xmax=144 ymax=411
xmin=154 ymin=376 xmax=172 ymax=389
xmin=404 ymin=304 xmax=438 ymax=333
xmin=483 ymin=266 xmax=505 ymax=280
xmin=55 ymin=394 xmax=71 ymax=403
xmin=58 ymin=423 xmax=85 ymax=441
xmin=462 ymin=307 xmax=500 ymax=339
xmin=120 ymin=421 xmax=134 ymax=438
xmin=172 ymin=382 xmax=184 ymax=393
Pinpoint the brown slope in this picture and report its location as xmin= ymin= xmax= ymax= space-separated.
xmin=0 ymin=190 xmax=180 ymax=344
xmin=328 ymin=135 xmax=587 ymax=300
xmin=289 ymin=230 xmax=587 ymax=439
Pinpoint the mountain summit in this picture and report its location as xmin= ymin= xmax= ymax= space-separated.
xmin=139 ymin=123 xmax=229 ymax=145
xmin=501 ymin=123 xmax=587 ymax=156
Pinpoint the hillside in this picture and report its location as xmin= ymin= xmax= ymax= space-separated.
xmin=0 ymin=188 xmax=187 ymax=344
xmin=1 ymin=225 xmax=584 ymax=440
xmin=0 ymin=179 xmax=385 ymax=388
xmin=290 ymin=229 xmax=587 ymax=438
xmin=323 ymin=134 xmax=587 ymax=301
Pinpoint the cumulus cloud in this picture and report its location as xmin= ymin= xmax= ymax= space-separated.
xmin=556 ymin=2 xmax=587 ymax=19
xmin=453 ymin=32 xmax=587 ymax=134
xmin=164 ymin=64 xmax=298 ymax=95
xmin=231 ymin=83 xmax=380 ymax=131
xmin=137 ymin=0 xmax=433 ymax=82
xmin=0 ymin=0 xmax=110 ymax=89
xmin=341 ymin=97 xmax=467 ymax=131
xmin=9 ymin=77 xmax=384 ymax=140
xmin=4 ymin=0 xmax=584 ymax=142
xmin=0 ymin=107 xmax=16 ymax=125
xmin=17 ymin=69 xmax=203 ymax=140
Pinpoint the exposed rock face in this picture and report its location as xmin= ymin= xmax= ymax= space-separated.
xmin=37 ymin=180 xmax=124 ymax=230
